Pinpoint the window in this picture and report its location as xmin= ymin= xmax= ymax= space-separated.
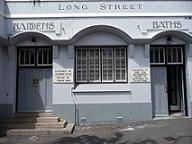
xmin=150 ymin=46 xmax=183 ymax=65
xmin=19 ymin=48 xmax=35 ymax=66
xmin=167 ymin=47 xmax=183 ymax=64
xmin=76 ymin=47 xmax=127 ymax=83
xmin=150 ymin=47 xmax=165 ymax=64
xmin=18 ymin=47 xmax=52 ymax=67
xmin=37 ymin=48 xmax=52 ymax=66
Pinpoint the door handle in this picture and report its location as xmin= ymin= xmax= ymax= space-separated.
xmin=36 ymin=78 xmax=39 ymax=88
xmin=32 ymin=78 xmax=39 ymax=88
xmin=164 ymin=83 xmax=167 ymax=93
xmin=32 ymin=78 xmax=36 ymax=87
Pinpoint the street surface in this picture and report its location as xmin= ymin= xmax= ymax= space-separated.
xmin=0 ymin=118 xmax=192 ymax=144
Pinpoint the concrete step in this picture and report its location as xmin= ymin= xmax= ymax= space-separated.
xmin=6 ymin=123 xmax=75 ymax=136
xmin=15 ymin=112 xmax=53 ymax=117
xmin=0 ymin=117 xmax=60 ymax=123
xmin=0 ymin=121 xmax=68 ymax=129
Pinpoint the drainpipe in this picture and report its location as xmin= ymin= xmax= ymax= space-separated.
xmin=71 ymin=85 xmax=79 ymax=126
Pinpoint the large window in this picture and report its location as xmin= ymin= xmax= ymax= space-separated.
xmin=76 ymin=46 xmax=127 ymax=83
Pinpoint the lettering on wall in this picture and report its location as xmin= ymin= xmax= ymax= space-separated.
xmin=58 ymin=3 xmax=142 ymax=12
xmin=13 ymin=22 xmax=55 ymax=32
xmin=140 ymin=20 xmax=188 ymax=35
xmin=12 ymin=22 xmax=67 ymax=36
xmin=152 ymin=21 xmax=183 ymax=29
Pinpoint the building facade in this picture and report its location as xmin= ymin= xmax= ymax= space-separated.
xmin=0 ymin=0 xmax=192 ymax=124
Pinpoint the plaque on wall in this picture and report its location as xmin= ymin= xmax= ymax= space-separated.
xmin=129 ymin=68 xmax=150 ymax=83
xmin=53 ymin=69 xmax=73 ymax=83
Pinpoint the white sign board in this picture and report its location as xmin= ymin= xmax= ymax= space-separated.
xmin=53 ymin=69 xmax=73 ymax=83
xmin=130 ymin=68 xmax=150 ymax=83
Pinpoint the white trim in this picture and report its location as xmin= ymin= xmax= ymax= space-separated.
xmin=5 ymin=13 xmax=192 ymax=19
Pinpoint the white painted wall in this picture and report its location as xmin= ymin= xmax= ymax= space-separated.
xmin=53 ymin=45 xmax=74 ymax=104
xmin=52 ymin=32 xmax=151 ymax=106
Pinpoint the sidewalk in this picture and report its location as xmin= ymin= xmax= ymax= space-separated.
xmin=1 ymin=117 xmax=192 ymax=144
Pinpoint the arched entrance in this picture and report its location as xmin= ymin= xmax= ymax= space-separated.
xmin=150 ymin=31 xmax=191 ymax=117
xmin=11 ymin=32 xmax=53 ymax=112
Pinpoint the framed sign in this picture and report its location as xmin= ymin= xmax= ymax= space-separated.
xmin=53 ymin=69 xmax=73 ymax=83
xmin=129 ymin=68 xmax=150 ymax=83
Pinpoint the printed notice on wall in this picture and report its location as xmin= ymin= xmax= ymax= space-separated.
xmin=53 ymin=69 xmax=73 ymax=83
xmin=129 ymin=68 xmax=150 ymax=83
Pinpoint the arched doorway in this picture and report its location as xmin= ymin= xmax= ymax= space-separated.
xmin=150 ymin=31 xmax=191 ymax=117
xmin=11 ymin=32 xmax=53 ymax=112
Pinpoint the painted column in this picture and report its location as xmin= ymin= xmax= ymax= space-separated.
xmin=187 ymin=44 xmax=192 ymax=117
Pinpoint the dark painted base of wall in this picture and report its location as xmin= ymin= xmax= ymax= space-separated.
xmin=52 ymin=103 xmax=152 ymax=124
xmin=0 ymin=104 xmax=13 ymax=117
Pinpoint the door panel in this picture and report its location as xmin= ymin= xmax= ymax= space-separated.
xmin=151 ymin=67 xmax=169 ymax=116
xmin=37 ymin=69 xmax=52 ymax=111
xmin=18 ymin=68 xmax=52 ymax=112
xmin=18 ymin=69 xmax=36 ymax=112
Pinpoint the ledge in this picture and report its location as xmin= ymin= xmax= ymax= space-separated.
xmin=72 ymin=84 xmax=131 ymax=93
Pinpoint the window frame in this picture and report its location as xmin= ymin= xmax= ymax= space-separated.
xmin=37 ymin=48 xmax=53 ymax=67
xmin=150 ymin=46 xmax=165 ymax=65
xmin=166 ymin=46 xmax=183 ymax=65
xmin=18 ymin=48 xmax=35 ymax=67
xmin=75 ymin=46 xmax=128 ymax=84
xmin=150 ymin=45 xmax=184 ymax=66
xmin=17 ymin=46 xmax=53 ymax=68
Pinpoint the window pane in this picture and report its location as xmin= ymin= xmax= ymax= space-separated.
xmin=76 ymin=48 xmax=87 ymax=82
xmin=150 ymin=47 xmax=165 ymax=64
xmin=38 ymin=50 xmax=43 ymax=64
xmin=177 ymin=48 xmax=182 ymax=63
xmin=102 ymin=48 xmax=113 ymax=82
xmin=43 ymin=50 xmax=48 ymax=64
xmin=19 ymin=49 xmax=35 ymax=66
xmin=20 ymin=50 xmax=25 ymax=65
xmin=115 ymin=47 xmax=127 ymax=82
xmin=167 ymin=47 xmax=183 ymax=64
xmin=37 ymin=48 xmax=52 ymax=66
xmin=48 ymin=49 xmax=52 ymax=64
xmin=89 ymin=48 xmax=100 ymax=82
xmin=160 ymin=48 xmax=164 ymax=63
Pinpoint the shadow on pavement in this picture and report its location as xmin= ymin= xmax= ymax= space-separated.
xmin=132 ymin=140 xmax=158 ymax=144
xmin=52 ymin=132 xmax=129 ymax=144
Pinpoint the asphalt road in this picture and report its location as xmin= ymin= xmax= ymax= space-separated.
xmin=1 ymin=118 xmax=192 ymax=144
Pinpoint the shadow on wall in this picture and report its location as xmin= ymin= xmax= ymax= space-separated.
xmin=52 ymin=132 xmax=158 ymax=144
